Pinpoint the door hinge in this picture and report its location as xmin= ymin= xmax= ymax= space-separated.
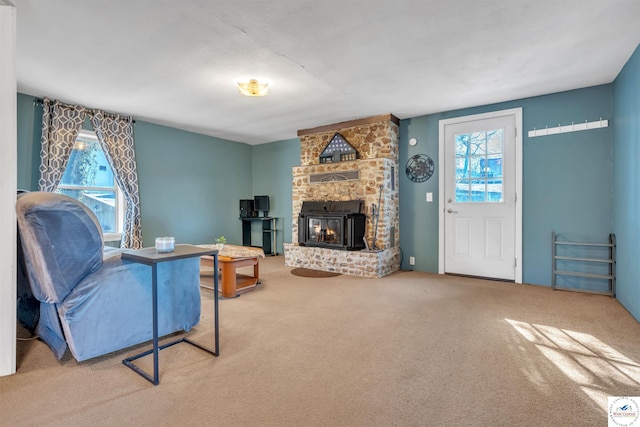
xmin=514 ymin=258 xmax=517 ymax=267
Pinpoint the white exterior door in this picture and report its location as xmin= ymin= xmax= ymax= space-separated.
xmin=439 ymin=109 xmax=522 ymax=282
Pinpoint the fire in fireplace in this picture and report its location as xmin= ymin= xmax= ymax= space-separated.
xmin=298 ymin=200 xmax=366 ymax=250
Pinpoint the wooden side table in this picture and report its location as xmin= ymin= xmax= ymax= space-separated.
xmin=121 ymin=244 xmax=219 ymax=385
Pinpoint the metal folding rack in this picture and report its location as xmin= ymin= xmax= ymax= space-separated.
xmin=551 ymin=232 xmax=616 ymax=296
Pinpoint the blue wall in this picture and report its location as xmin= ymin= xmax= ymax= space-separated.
xmin=16 ymin=94 xmax=41 ymax=191
xmin=613 ymin=44 xmax=640 ymax=321
xmin=134 ymin=121 xmax=252 ymax=246
xmin=16 ymin=93 xmax=253 ymax=247
xmin=250 ymin=138 xmax=300 ymax=255
xmin=399 ymin=85 xmax=614 ymax=286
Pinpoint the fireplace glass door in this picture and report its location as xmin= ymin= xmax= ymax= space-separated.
xmin=308 ymin=217 xmax=342 ymax=245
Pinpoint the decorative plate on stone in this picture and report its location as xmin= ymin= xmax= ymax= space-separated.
xmin=405 ymin=154 xmax=435 ymax=183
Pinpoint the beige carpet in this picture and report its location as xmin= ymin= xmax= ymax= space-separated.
xmin=2 ymin=256 xmax=640 ymax=426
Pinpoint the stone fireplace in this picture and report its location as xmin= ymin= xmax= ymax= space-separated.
xmin=283 ymin=114 xmax=401 ymax=278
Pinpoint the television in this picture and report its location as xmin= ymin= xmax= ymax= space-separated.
xmin=254 ymin=195 xmax=270 ymax=216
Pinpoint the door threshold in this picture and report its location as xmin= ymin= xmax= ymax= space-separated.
xmin=445 ymin=272 xmax=515 ymax=283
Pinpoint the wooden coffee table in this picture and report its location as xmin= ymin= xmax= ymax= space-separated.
xmin=199 ymin=245 xmax=265 ymax=298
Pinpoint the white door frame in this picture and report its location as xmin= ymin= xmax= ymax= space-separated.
xmin=438 ymin=108 xmax=523 ymax=283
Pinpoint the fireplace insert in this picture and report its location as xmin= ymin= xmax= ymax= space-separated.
xmin=298 ymin=200 xmax=366 ymax=250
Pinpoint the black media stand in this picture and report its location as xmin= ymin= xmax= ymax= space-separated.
xmin=240 ymin=217 xmax=277 ymax=255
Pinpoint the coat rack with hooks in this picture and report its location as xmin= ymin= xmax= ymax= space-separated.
xmin=528 ymin=118 xmax=608 ymax=138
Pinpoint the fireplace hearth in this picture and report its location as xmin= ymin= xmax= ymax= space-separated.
xmin=298 ymin=200 xmax=366 ymax=251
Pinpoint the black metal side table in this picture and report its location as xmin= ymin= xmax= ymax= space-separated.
xmin=121 ymin=244 xmax=219 ymax=385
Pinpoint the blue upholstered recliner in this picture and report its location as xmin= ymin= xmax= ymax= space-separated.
xmin=16 ymin=192 xmax=201 ymax=361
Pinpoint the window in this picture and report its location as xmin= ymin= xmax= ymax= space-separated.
xmin=56 ymin=129 xmax=124 ymax=241
xmin=455 ymin=129 xmax=504 ymax=203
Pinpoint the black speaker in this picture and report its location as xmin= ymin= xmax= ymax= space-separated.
xmin=240 ymin=199 xmax=255 ymax=218
xmin=262 ymin=229 xmax=273 ymax=255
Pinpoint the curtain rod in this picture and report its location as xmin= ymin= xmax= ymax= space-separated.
xmin=32 ymin=97 xmax=136 ymax=124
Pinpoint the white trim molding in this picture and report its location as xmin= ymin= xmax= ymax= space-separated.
xmin=0 ymin=1 xmax=17 ymax=377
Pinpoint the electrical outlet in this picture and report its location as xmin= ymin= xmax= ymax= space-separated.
xmin=426 ymin=192 xmax=433 ymax=202
xmin=409 ymin=256 xmax=415 ymax=265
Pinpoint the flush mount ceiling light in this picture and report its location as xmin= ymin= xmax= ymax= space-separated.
xmin=236 ymin=79 xmax=269 ymax=97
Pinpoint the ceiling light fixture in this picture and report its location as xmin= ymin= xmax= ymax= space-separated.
xmin=236 ymin=79 xmax=269 ymax=97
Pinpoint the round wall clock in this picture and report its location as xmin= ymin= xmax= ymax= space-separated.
xmin=405 ymin=154 xmax=435 ymax=183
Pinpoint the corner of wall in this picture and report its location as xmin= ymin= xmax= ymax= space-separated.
xmin=0 ymin=1 xmax=17 ymax=376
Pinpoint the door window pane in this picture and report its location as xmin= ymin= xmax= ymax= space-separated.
xmin=456 ymin=180 xmax=470 ymax=202
xmin=471 ymin=132 xmax=487 ymax=155
xmin=454 ymin=129 xmax=504 ymax=203
xmin=455 ymin=135 xmax=469 ymax=157
xmin=456 ymin=158 xmax=469 ymax=179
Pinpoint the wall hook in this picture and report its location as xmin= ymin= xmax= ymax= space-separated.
xmin=528 ymin=118 xmax=609 ymax=138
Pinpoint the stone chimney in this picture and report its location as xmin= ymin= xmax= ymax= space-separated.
xmin=283 ymin=114 xmax=401 ymax=278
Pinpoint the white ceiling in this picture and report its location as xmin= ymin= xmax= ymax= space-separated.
xmin=14 ymin=0 xmax=640 ymax=145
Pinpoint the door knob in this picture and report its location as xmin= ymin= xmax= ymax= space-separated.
xmin=447 ymin=208 xmax=458 ymax=213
